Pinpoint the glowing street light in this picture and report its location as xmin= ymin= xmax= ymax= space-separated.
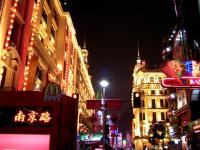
xmin=100 ymin=80 xmax=109 ymax=88
xmin=99 ymin=79 xmax=109 ymax=149
xmin=106 ymin=115 xmax=111 ymax=119
xmin=99 ymin=80 xmax=109 ymax=99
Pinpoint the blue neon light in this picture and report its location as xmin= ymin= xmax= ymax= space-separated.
xmin=185 ymin=61 xmax=193 ymax=73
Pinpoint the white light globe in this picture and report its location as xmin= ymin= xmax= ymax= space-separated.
xmin=99 ymin=80 xmax=109 ymax=88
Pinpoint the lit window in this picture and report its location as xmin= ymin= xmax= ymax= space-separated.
xmin=153 ymin=112 xmax=156 ymax=122
xmin=151 ymin=90 xmax=155 ymax=95
xmin=150 ymin=77 xmax=154 ymax=83
xmin=140 ymin=113 xmax=142 ymax=121
xmin=161 ymin=112 xmax=165 ymax=120
xmin=158 ymin=77 xmax=162 ymax=83
xmin=152 ymin=99 xmax=156 ymax=108
xmin=142 ymin=100 xmax=145 ymax=107
xmin=159 ymin=90 xmax=164 ymax=95
xmin=143 ymin=113 xmax=145 ymax=120
xmin=160 ymin=99 xmax=164 ymax=107
xmin=165 ymin=100 xmax=168 ymax=107
xmin=164 ymin=90 xmax=168 ymax=94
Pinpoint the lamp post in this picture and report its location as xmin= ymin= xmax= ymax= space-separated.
xmin=99 ymin=80 xmax=109 ymax=149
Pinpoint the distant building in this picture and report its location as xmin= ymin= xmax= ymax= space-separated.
xmin=132 ymin=47 xmax=170 ymax=150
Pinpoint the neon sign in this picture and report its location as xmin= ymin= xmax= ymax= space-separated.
xmin=14 ymin=110 xmax=52 ymax=124
xmin=80 ymin=133 xmax=103 ymax=141
xmin=162 ymin=76 xmax=200 ymax=88
xmin=0 ymin=107 xmax=53 ymax=127
xmin=161 ymin=60 xmax=200 ymax=79
xmin=169 ymin=60 xmax=194 ymax=76
xmin=169 ymin=60 xmax=183 ymax=73
xmin=185 ymin=61 xmax=193 ymax=73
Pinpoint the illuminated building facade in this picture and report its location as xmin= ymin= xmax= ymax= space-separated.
xmin=0 ymin=0 xmax=94 ymax=134
xmin=132 ymin=50 xmax=170 ymax=150
xmin=160 ymin=0 xmax=200 ymax=149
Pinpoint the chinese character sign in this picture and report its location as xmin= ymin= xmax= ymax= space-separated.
xmin=27 ymin=111 xmax=38 ymax=123
xmin=184 ymin=61 xmax=200 ymax=76
xmin=14 ymin=110 xmax=26 ymax=122
xmin=169 ymin=60 xmax=200 ymax=77
xmin=14 ymin=110 xmax=52 ymax=124
xmin=39 ymin=112 xmax=52 ymax=123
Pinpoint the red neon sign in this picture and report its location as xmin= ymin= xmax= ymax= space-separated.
xmin=162 ymin=76 xmax=200 ymax=88
xmin=86 ymin=99 xmax=121 ymax=109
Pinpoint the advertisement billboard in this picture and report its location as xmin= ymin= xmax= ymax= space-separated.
xmin=167 ymin=60 xmax=200 ymax=77
xmin=80 ymin=133 xmax=103 ymax=142
xmin=176 ymin=89 xmax=187 ymax=110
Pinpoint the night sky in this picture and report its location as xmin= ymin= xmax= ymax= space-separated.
xmin=61 ymin=0 xmax=177 ymax=133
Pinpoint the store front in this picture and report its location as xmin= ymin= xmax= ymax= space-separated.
xmin=0 ymin=90 xmax=78 ymax=150
xmin=191 ymin=119 xmax=200 ymax=149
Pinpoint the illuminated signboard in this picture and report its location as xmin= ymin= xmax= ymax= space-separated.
xmin=80 ymin=133 xmax=103 ymax=142
xmin=168 ymin=60 xmax=200 ymax=77
xmin=162 ymin=76 xmax=200 ymax=88
xmin=44 ymin=82 xmax=61 ymax=101
xmin=14 ymin=110 xmax=52 ymax=123
xmin=160 ymin=60 xmax=200 ymax=88
xmin=191 ymin=90 xmax=200 ymax=101
xmin=0 ymin=107 xmax=53 ymax=127
xmin=176 ymin=89 xmax=187 ymax=110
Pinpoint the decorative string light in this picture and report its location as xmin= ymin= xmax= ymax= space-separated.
xmin=0 ymin=0 xmax=19 ymax=85
xmin=23 ymin=0 xmax=41 ymax=91
xmin=1 ymin=0 xmax=19 ymax=61
xmin=64 ymin=27 xmax=72 ymax=94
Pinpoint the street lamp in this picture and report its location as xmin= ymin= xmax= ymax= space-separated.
xmin=100 ymin=80 xmax=109 ymax=98
xmin=99 ymin=80 xmax=109 ymax=149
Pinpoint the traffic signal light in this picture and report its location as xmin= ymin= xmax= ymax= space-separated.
xmin=133 ymin=92 xmax=141 ymax=108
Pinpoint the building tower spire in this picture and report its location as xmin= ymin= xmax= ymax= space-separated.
xmin=83 ymin=36 xmax=87 ymax=49
xmin=137 ymin=40 xmax=140 ymax=59
xmin=137 ymin=40 xmax=141 ymax=64
xmin=82 ymin=36 xmax=89 ymax=64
